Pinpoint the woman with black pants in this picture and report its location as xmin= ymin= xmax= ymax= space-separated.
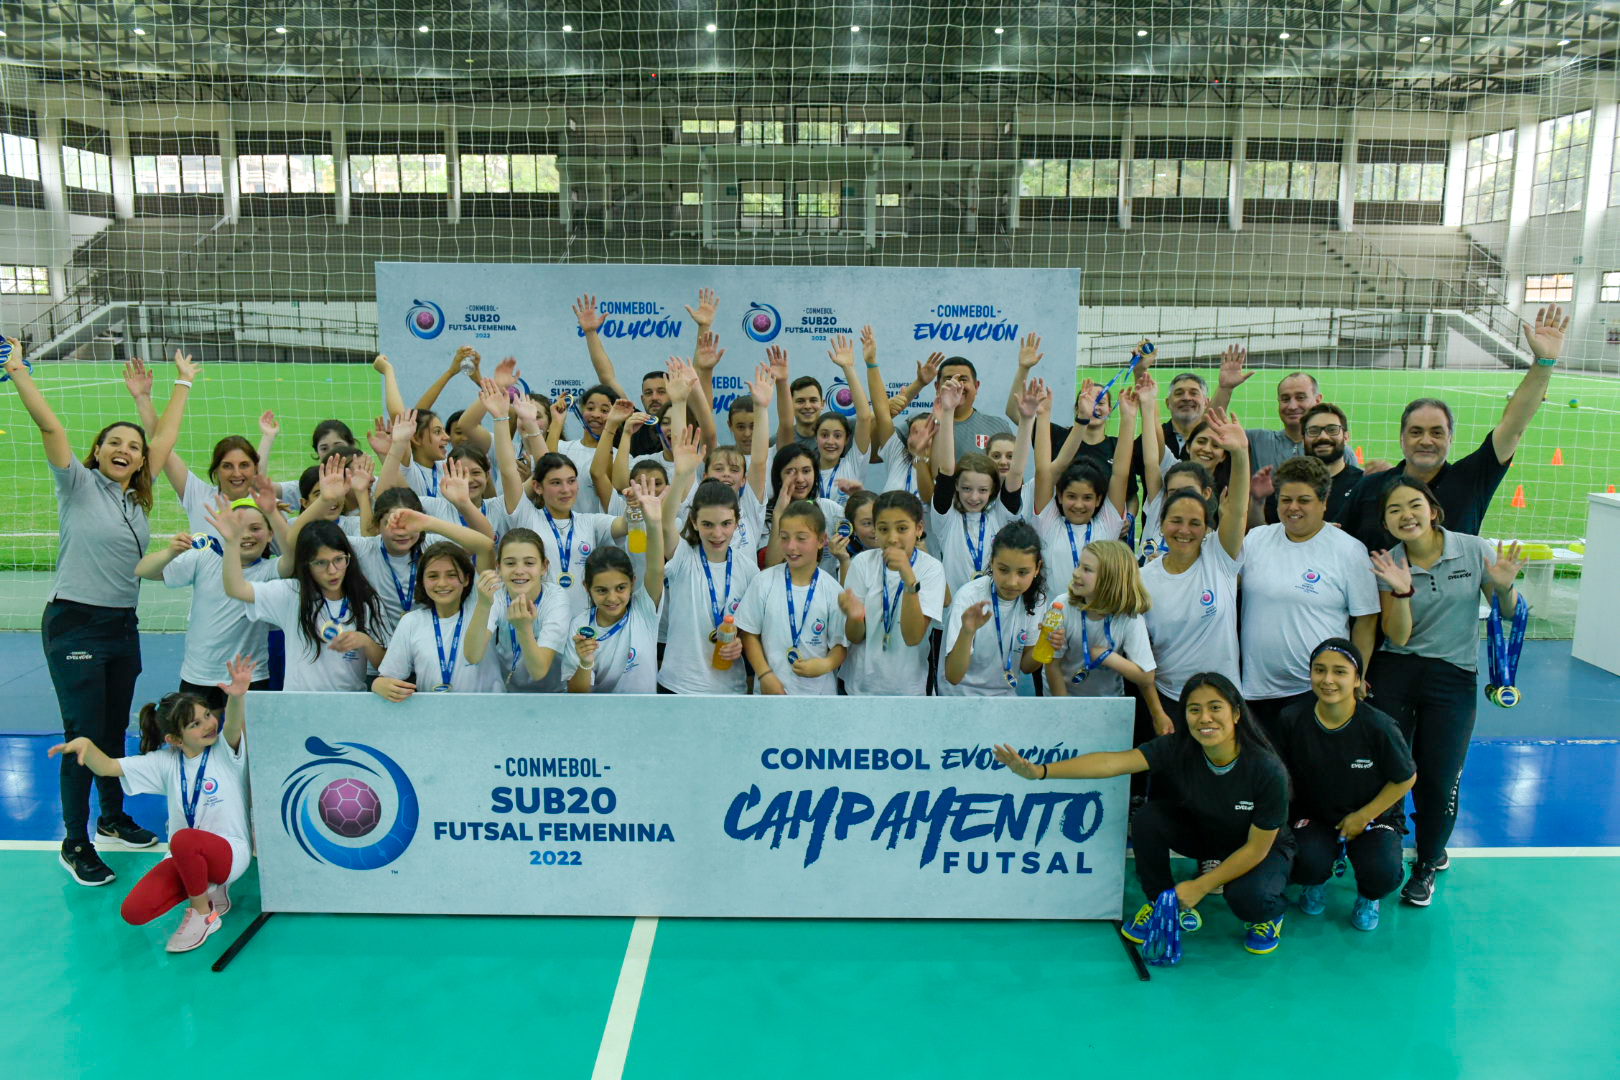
xmin=4 ymin=340 xmax=195 ymax=887
xmin=1368 ymin=474 xmax=1522 ymax=907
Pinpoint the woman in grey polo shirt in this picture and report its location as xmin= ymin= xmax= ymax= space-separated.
xmin=4 ymin=340 xmax=196 ymax=888
xmin=1369 ymin=474 xmax=1523 ymax=909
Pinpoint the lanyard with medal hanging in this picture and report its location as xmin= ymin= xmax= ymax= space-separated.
xmin=581 ymin=606 xmax=631 ymax=671
xmin=990 ymin=588 xmax=1019 ymax=690
xmin=1485 ymin=592 xmax=1529 ymax=707
xmin=1069 ymin=613 xmax=1116 ymax=686
xmin=544 ymin=507 xmax=577 ymax=588
xmin=964 ymin=510 xmax=988 ymax=577
xmin=701 ymin=548 xmax=735 ymax=644
xmin=1064 ymin=517 xmax=1093 ymax=576
xmin=421 ymin=460 xmax=440 ymax=497
xmin=783 ymin=566 xmax=820 ymax=665
xmin=431 ymin=604 xmax=465 ymax=692
xmin=318 ymin=597 xmax=350 ymax=642
xmin=879 ymin=551 xmax=918 ymax=649
xmin=179 ymin=746 xmax=212 ymax=829
xmin=385 ymin=549 xmax=418 ymax=612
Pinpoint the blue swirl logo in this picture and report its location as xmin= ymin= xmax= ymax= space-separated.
xmin=280 ymin=737 xmax=419 ymax=870
xmin=1302 ymin=569 xmax=1321 ymax=584
xmin=406 ymin=299 xmax=445 ymax=341
xmin=1200 ymin=589 xmax=1215 ymax=606
xmin=741 ymin=302 xmax=781 ymax=343
xmin=826 ymin=377 xmax=858 ymax=419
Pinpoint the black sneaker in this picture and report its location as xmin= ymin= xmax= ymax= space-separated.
xmin=59 ymin=841 xmax=116 ymax=886
xmin=1401 ymin=860 xmax=1438 ymax=907
xmin=1432 ymin=851 xmax=1450 ymax=872
xmin=96 ymin=816 xmax=158 ymax=849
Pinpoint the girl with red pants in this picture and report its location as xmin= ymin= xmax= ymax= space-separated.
xmin=49 ymin=654 xmax=255 ymax=953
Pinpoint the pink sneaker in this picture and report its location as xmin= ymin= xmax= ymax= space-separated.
xmin=165 ymin=906 xmax=222 ymax=953
xmin=206 ymin=882 xmax=231 ymax=917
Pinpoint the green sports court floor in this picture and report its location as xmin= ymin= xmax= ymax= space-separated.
xmin=4 ymin=850 xmax=1617 ymax=1079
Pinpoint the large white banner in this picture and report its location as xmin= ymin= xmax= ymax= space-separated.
xmin=248 ymin=692 xmax=1130 ymax=920
xmin=375 ymin=264 xmax=1081 ymax=434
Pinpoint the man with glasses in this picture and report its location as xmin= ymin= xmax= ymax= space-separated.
xmin=1260 ymin=403 xmax=1361 ymax=525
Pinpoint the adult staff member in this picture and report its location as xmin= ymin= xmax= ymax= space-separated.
xmin=1336 ymin=304 xmax=1568 ymax=549
xmin=1211 ymin=345 xmax=1323 ymax=474
xmin=4 ymin=339 xmax=196 ymax=887
xmin=1368 ymin=475 xmax=1524 ymax=908
xmin=1259 ymin=402 xmax=1363 ymax=525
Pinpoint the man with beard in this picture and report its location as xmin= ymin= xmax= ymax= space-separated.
xmin=1260 ymin=402 xmax=1361 ymax=525
xmin=1335 ymin=303 xmax=1570 ymax=549
xmin=1212 ymin=345 xmax=1324 ymax=474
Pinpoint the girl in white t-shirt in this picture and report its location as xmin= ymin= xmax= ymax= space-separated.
xmin=1034 ymin=381 xmax=1137 ymax=587
xmin=373 ymin=540 xmax=503 ymax=699
xmin=931 ymin=378 xmax=1039 ymax=596
xmin=737 ymin=499 xmax=849 ymax=695
xmin=563 ymin=476 xmax=667 ymax=695
xmin=831 ymin=489 xmax=879 ymax=581
xmin=660 ymin=479 xmax=760 ymax=693
xmin=669 ymin=362 xmax=776 ymax=561
xmin=1041 ymin=539 xmax=1172 ymax=732
xmin=941 ymin=520 xmax=1047 ymax=696
xmin=811 ymin=333 xmax=876 ymax=511
xmin=464 ymin=528 xmax=572 ymax=692
xmin=762 ymin=443 xmax=846 ymax=574
xmin=839 ymin=491 xmax=947 ymax=696
xmin=48 ymin=654 xmax=257 ymax=954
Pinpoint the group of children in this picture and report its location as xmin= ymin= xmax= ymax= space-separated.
xmin=6 ymin=293 xmax=1557 ymax=958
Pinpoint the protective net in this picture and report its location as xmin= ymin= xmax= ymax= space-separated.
xmin=0 ymin=4 xmax=1614 ymax=632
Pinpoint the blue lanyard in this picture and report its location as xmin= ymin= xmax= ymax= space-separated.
xmin=1487 ymin=593 xmax=1528 ymax=688
xmin=785 ymin=568 xmax=820 ymax=651
xmin=963 ymin=510 xmax=988 ymax=572
xmin=879 ymin=552 xmax=918 ymax=645
xmin=433 ymin=606 xmax=465 ymax=686
xmin=1071 ymin=613 xmax=1116 ymax=684
xmin=586 ymin=606 xmax=632 ymax=671
xmin=324 ymin=597 xmax=350 ymax=625
xmin=1065 ymin=518 xmax=1094 ymax=571
xmin=384 ymin=550 xmax=418 ymax=611
xmin=178 ymin=747 xmax=211 ymax=830
xmin=990 ymin=589 xmax=1017 ymax=685
xmin=904 ymin=465 xmax=917 ymax=496
xmin=818 ymin=465 xmax=836 ymax=500
xmin=508 ymin=623 xmax=523 ymax=669
xmin=700 ymin=549 xmax=734 ymax=631
xmin=543 ymin=508 xmax=575 ymax=577
xmin=420 ymin=461 xmax=439 ymax=497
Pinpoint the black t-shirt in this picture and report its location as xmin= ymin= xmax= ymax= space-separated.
xmin=1138 ymin=735 xmax=1290 ymax=854
xmin=1048 ymin=424 xmax=1117 ymax=469
xmin=1335 ymin=430 xmax=1509 ymax=550
xmin=629 ymin=424 xmax=667 ymax=457
xmin=1264 ymin=461 xmax=1363 ymax=525
xmin=1273 ymin=699 xmax=1415 ymax=829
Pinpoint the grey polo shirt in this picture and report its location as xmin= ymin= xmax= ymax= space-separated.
xmin=905 ymin=409 xmax=1013 ymax=461
xmin=50 ymin=458 xmax=151 ymax=609
xmin=1377 ymin=529 xmax=1493 ymax=672
xmin=1248 ymin=428 xmax=1304 ymax=475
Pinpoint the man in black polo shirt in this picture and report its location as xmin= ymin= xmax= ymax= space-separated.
xmin=1261 ymin=402 xmax=1363 ymax=524
xmin=1336 ymin=304 xmax=1569 ymax=549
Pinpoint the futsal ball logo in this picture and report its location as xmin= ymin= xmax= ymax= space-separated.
xmin=201 ymin=777 xmax=219 ymax=796
xmin=827 ymin=377 xmax=858 ymax=419
xmin=741 ymin=302 xmax=782 ymax=343
xmin=280 ymin=737 xmax=419 ymax=870
xmin=1199 ymin=589 xmax=1215 ymax=606
xmin=1302 ymin=569 xmax=1322 ymax=584
xmin=406 ymin=299 xmax=446 ymax=341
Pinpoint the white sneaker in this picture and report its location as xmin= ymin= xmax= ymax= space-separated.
xmin=1199 ymin=859 xmax=1225 ymax=895
xmin=165 ymin=906 xmax=222 ymax=953
xmin=206 ymin=882 xmax=232 ymax=917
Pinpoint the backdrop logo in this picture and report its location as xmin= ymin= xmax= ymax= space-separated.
xmin=741 ymin=302 xmax=781 ymax=343
xmin=406 ymin=299 xmax=446 ymax=340
xmin=280 ymin=737 xmax=419 ymax=870
xmin=827 ymin=377 xmax=857 ymax=419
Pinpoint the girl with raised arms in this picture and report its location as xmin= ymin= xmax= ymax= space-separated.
xmin=464 ymin=528 xmax=573 ymax=692
xmin=563 ymin=475 xmax=668 ymax=695
xmin=809 ymin=333 xmax=876 ymax=509
xmin=930 ymin=380 xmax=1039 ymax=597
xmin=372 ymin=532 xmax=501 ymax=700
xmin=1032 ymin=377 xmax=1136 ymax=587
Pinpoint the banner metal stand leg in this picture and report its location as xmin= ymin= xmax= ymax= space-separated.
xmin=211 ymin=911 xmax=275 ymax=973
xmin=1113 ymin=920 xmax=1152 ymax=982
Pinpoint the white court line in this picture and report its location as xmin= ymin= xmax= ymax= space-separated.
xmin=0 ymin=839 xmax=169 ymax=853
xmin=592 ymin=916 xmax=659 ymax=1080
xmin=1437 ymin=384 xmax=1620 ymax=416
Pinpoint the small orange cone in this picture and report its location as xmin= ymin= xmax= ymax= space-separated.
xmin=1510 ymin=484 xmax=1527 ymax=508
xmin=1609 ymin=484 xmax=1616 ymax=493
xmin=1355 ymin=445 xmax=1365 ymax=465
xmin=1551 ymin=448 xmax=1564 ymax=465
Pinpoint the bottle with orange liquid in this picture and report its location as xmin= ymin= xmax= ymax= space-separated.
xmin=711 ymin=614 xmax=739 ymax=670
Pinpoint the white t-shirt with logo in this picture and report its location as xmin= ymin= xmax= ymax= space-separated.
xmin=163 ymin=548 xmax=282 ymax=686
xmin=350 ymin=535 xmax=419 ymax=643
xmin=1141 ymin=536 xmax=1241 ymax=699
xmin=1239 ymin=523 xmax=1380 ymax=701
xmin=488 ymin=587 xmax=573 ymax=692
xmin=560 ymin=587 xmax=661 ymax=694
xmin=934 ymin=503 xmax=1019 ymax=600
xmin=404 ymin=459 xmax=445 ymax=500
xmin=378 ymin=598 xmax=506 ymax=694
xmin=557 ymin=440 xmax=605 ymax=514
xmin=734 ymin=564 xmax=847 ymax=696
xmin=245 ymin=579 xmax=371 ymax=692
xmin=940 ymin=574 xmax=1038 ymax=698
xmin=875 ymin=433 xmax=921 ymax=499
xmin=814 ymin=454 xmax=864 ymax=510
xmin=1035 ymin=500 xmax=1126 ymax=594
xmin=840 ymin=548 xmax=946 ymax=696
xmin=503 ymin=505 xmax=618 ymax=616
xmin=659 ymin=542 xmax=759 ymax=695
xmin=119 ymin=737 xmax=252 ymax=884
xmin=1045 ymin=604 xmax=1155 ymax=698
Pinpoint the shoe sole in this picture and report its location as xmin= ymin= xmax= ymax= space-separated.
xmin=1352 ymin=918 xmax=1380 ymax=932
xmin=1119 ymin=925 xmax=1148 ymax=945
xmin=95 ymin=830 xmax=159 ymax=849
xmin=58 ymin=853 xmax=116 ymax=886
xmin=166 ymin=915 xmax=223 ymax=954
xmin=1244 ymin=940 xmax=1281 ymax=955
xmin=1400 ymin=892 xmax=1434 ymax=907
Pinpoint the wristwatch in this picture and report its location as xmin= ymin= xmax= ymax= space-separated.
xmin=905 ymin=578 xmax=923 ymax=594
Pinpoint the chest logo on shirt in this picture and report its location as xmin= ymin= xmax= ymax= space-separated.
xmin=1234 ymin=800 xmax=1254 ymax=811
xmin=1016 ymin=629 xmax=1031 ymax=645
xmin=975 ymin=434 xmax=990 ymax=449
xmin=1296 ymin=568 xmax=1323 ymax=595
xmin=1200 ymin=589 xmax=1215 ymax=606
xmin=579 ymin=541 xmax=593 ymax=555
xmin=1350 ymin=759 xmax=1375 ymax=770
xmin=626 ymin=647 xmax=639 ymax=669
xmin=201 ymin=777 xmax=219 ymax=795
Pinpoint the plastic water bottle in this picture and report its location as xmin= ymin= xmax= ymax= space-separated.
xmin=711 ymin=614 xmax=738 ymax=670
xmin=627 ymin=503 xmax=648 ymax=554
xmin=1030 ymin=601 xmax=1065 ymax=665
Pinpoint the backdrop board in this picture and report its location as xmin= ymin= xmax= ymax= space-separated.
xmin=247 ymin=692 xmax=1130 ymax=920
xmin=375 ymin=264 xmax=1082 ymax=438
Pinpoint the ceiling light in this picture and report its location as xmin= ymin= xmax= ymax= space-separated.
xmin=994 ymin=27 xmax=1004 ymax=35
xmin=274 ymin=26 xmax=287 ymax=34
xmin=1136 ymin=29 xmax=1148 ymax=37
xmin=417 ymin=24 xmax=430 ymax=33
xmin=1278 ymin=31 xmax=1291 ymax=40
xmin=132 ymin=26 xmax=146 ymax=35
xmin=706 ymin=23 xmax=717 ymax=33
xmin=1559 ymin=38 xmax=1572 ymax=46
xmin=0 ymin=30 xmax=8 ymax=38
xmin=1419 ymin=35 xmax=1431 ymax=43
xmin=850 ymin=25 xmax=861 ymax=33
xmin=562 ymin=24 xmax=573 ymax=32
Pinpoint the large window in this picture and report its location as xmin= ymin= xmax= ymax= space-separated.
xmin=237 ymin=152 xmax=335 ymax=193
xmin=1242 ymin=159 xmax=1339 ymax=199
xmin=1356 ymin=161 xmax=1445 ymax=202
xmin=680 ymin=118 xmax=737 ymax=136
xmin=62 ymin=144 xmax=112 ymax=192
xmin=1532 ymin=110 xmax=1592 ymax=216
xmin=1464 ymin=130 xmax=1516 ymax=224
xmin=1601 ymin=271 xmax=1620 ymax=303
xmin=459 ymin=152 xmax=560 ymax=193
xmin=1129 ymin=160 xmax=1230 ymax=198
xmin=1019 ymin=159 xmax=1121 ymax=197
xmin=0 ymin=265 xmax=49 ymax=294
xmin=133 ymin=153 xmax=223 ymax=193
xmin=349 ymin=153 xmax=447 ymax=193
xmin=1 ymin=130 xmax=40 ymax=181
xmin=1524 ymin=273 xmax=1575 ymax=302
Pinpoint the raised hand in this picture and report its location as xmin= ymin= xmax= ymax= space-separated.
xmin=906 ymin=414 xmax=938 ymax=457
xmin=440 ymin=457 xmax=472 ymax=506
xmin=694 ymin=330 xmax=725 ymax=373
xmin=258 ymin=409 xmax=280 ymax=438
xmin=217 ymin=653 xmax=255 ymax=698
xmin=122 ymin=357 xmax=155 ymax=400
xmin=960 ymin=600 xmax=992 ymax=634
xmin=625 ymin=411 xmax=653 ymax=436
xmin=1018 ymin=333 xmax=1044 ymax=370
xmin=492 ymin=356 xmax=519 ymax=389
xmin=479 ymin=377 xmax=510 ymax=421
xmin=250 ymin=473 xmax=280 ymax=517
xmin=685 ymin=287 xmax=719 ymax=329
xmin=511 ymin=392 xmax=540 ymax=430
xmin=991 ymin=743 xmax=1040 ymax=780
xmin=1218 ymin=344 xmax=1253 ymax=391
xmin=173 ymin=348 xmax=202 ymax=384
xmin=1203 ymin=406 xmax=1248 ymax=454
xmin=450 ymin=344 xmax=481 ymax=376
xmin=1075 ymin=378 xmax=1101 ymax=421
xmin=629 ymin=473 xmax=665 ymax=522
xmin=204 ymin=495 xmax=243 ymax=543
xmin=347 ymin=453 xmax=375 ymax=495
xmin=1019 ymin=377 xmax=1047 ymax=419
xmin=366 ymin=417 xmax=392 ymax=458
xmin=384 ymin=507 xmax=428 ymax=535
xmin=828 ymin=335 xmax=856 ymax=371
xmin=607 ymin=398 xmax=636 ymax=426
xmin=1 ymin=337 xmax=23 ymax=379
xmin=766 ymin=345 xmax=790 ymax=383
xmin=748 ymin=362 xmax=776 ymax=409
xmin=860 ymin=325 xmax=877 ymax=366
xmin=1487 ymin=540 xmax=1525 ymax=591
xmin=166 ymin=532 xmax=194 ymax=556
xmin=665 ymin=357 xmax=695 ymax=404
xmin=672 ymin=423 xmax=704 ymax=476
xmin=573 ymin=294 xmax=605 ymax=334
xmin=550 ymin=393 xmax=571 ymax=430
xmin=1370 ymin=549 xmax=1413 ymax=595
xmin=1522 ymin=304 xmax=1570 ymax=360
xmin=936 ymin=381 xmax=965 ymax=413
xmin=1135 ymin=366 xmax=1159 ymax=400
xmin=917 ymin=351 xmax=945 ymax=387
xmin=476 ymin=568 xmax=503 ymax=602
xmin=372 ymin=354 xmax=393 ymax=376
xmin=1249 ymin=465 xmax=1275 ymax=500
xmin=390 ymin=408 xmax=419 ymax=447
xmin=1119 ymin=385 xmax=1141 ymax=417
xmin=839 ymin=588 xmax=866 ymax=621
xmin=318 ymin=454 xmax=349 ymax=504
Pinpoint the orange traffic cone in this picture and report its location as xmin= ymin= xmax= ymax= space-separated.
xmin=1551 ymin=448 xmax=1564 ymax=465
xmin=1510 ymin=484 xmax=1527 ymax=508
xmin=1354 ymin=445 xmax=1365 ymax=465
xmin=1608 ymin=484 xmax=1616 ymax=493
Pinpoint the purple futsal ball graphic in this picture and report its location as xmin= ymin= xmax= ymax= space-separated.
xmin=415 ymin=309 xmax=436 ymax=331
xmin=832 ymin=386 xmax=854 ymax=409
xmin=318 ymin=778 xmax=382 ymax=838
xmin=751 ymin=312 xmax=772 ymax=333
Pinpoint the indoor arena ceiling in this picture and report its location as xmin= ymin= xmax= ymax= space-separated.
xmin=0 ymin=1 xmax=1616 ymax=107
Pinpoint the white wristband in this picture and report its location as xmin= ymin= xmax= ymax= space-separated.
xmin=174 ymin=379 xmax=193 ymax=388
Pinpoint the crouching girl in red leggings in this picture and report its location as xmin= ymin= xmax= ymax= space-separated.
xmin=49 ymin=654 xmax=255 ymax=953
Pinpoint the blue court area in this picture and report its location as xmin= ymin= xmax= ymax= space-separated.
xmin=3 ymin=631 xmax=1617 ymax=1080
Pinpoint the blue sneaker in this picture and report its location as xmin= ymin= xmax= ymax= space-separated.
xmin=1178 ymin=907 xmax=1203 ymax=933
xmin=1351 ymin=896 xmax=1381 ymax=932
xmin=1120 ymin=902 xmax=1154 ymax=944
xmin=1298 ymin=884 xmax=1327 ymax=915
xmin=1244 ymin=915 xmax=1285 ymax=955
